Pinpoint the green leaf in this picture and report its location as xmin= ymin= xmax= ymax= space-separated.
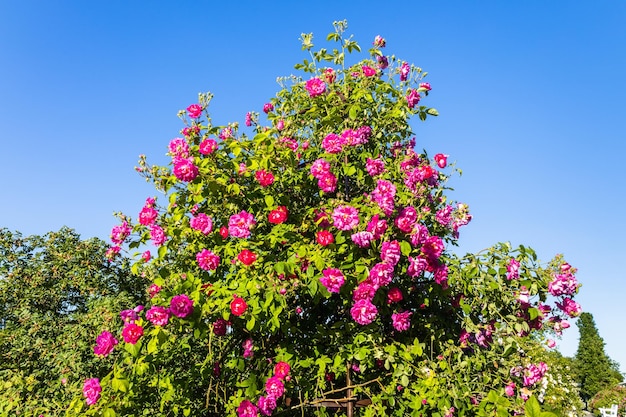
xmin=426 ymin=108 xmax=439 ymax=116
xmin=265 ymin=195 xmax=275 ymax=207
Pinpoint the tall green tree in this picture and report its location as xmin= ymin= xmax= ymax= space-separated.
xmin=574 ymin=312 xmax=623 ymax=403
xmin=0 ymin=227 xmax=147 ymax=417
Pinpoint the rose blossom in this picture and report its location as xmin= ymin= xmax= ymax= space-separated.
xmin=310 ymin=158 xmax=331 ymax=178
xmin=258 ymin=395 xmax=277 ymax=416
xmin=351 ymin=299 xmax=378 ymax=325
xmin=148 ymin=283 xmax=161 ymax=298
xmin=199 ymin=138 xmax=218 ymax=155
xmin=263 ymin=102 xmax=274 ymax=113
xmin=400 ymin=62 xmax=410 ymax=81
xmin=146 ymin=305 xmax=170 ymax=327
xmin=392 ymin=311 xmax=412 ymax=331
xmin=170 ymin=294 xmax=194 ymax=318
xmin=186 ymin=104 xmax=202 ymax=119
xmin=231 ymin=296 xmax=248 ymax=316
xmin=381 ymin=240 xmax=401 ymax=266
xmin=387 ymin=287 xmax=403 ymax=304
xmin=367 ymin=262 xmax=394 ymax=289
xmin=110 ymin=221 xmax=131 ymax=245
xmin=93 ymin=331 xmax=118 ymax=357
xmin=332 ymin=205 xmax=359 ymax=231
xmin=197 ymin=249 xmax=220 ymax=271
xmin=255 ymin=170 xmax=275 ymax=187
xmin=318 ymin=173 xmax=337 ymax=193
xmin=238 ymin=249 xmax=257 ymax=266
xmin=420 ymin=82 xmax=432 ymax=91
xmin=373 ymin=35 xmax=386 ymax=48
xmin=150 ymin=224 xmax=167 ymax=245
xmin=122 ymin=323 xmax=144 ymax=344
xmin=433 ymin=153 xmax=448 ymax=168
xmin=365 ymin=158 xmax=385 ymax=176
xmin=168 ymin=137 xmax=189 ymax=158
xmin=237 ymin=400 xmax=259 ymax=417
xmin=173 ymin=157 xmax=198 ymax=182
xmin=316 ymin=230 xmax=334 ymax=246
xmin=274 ymin=361 xmax=291 ymax=379
xmin=367 ymin=215 xmax=388 ymax=239
xmin=353 ymin=282 xmax=377 ymax=301
xmin=395 ymin=206 xmax=418 ymax=234
xmin=190 ymin=213 xmax=213 ymax=235
xmin=362 ymin=65 xmax=377 ymax=77
xmin=138 ymin=205 xmax=158 ymax=226
xmin=351 ymin=231 xmax=374 ymax=247
xmin=83 ymin=378 xmax=102 ymax=406
xmin=265 ymin=376 xmax=285 ymax=398
xmin=320 ymin=268 xmax=345 ymax=293
xmin=504 ymin=382 xmax=516 ymax=397
xmin=268 ymin=206 xmax=288 ymax=224
xmin=406 ymin=89 xmax=421 ymax=109
xmin=228 ymin=211 xmax=256 ymax=238
xmin=321 ymin=133 xmax=345 ymax=154
xmin=506 ymin=258 xmax=521 ymax=280
xmin=142 ymin=250 xmax=151 ymax=262
xmin=305 ymin=77 xmax=326 ymax=97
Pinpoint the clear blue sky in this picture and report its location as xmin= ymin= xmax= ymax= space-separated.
xmin=1 ymin=1 xmax=625 ymax=371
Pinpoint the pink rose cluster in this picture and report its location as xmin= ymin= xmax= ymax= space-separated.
xmin=228 ymin=210 xmax=256 ymax=238
xmin=310 ymin=158 xmax=337 ymax=193
xmin=237 ymin=361 xmax=291 ymax=417
xmin=510 ymin=362 xmax=548 ymax=387
xmin=548 ymin=262 xmax=579 ymax=297
xmin=320 ymin=126 xmax=372 ymax=154
xmin=304 ymin=77 xmax=326 ymax=97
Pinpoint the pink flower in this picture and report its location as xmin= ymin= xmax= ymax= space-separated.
xmin=219 ymin=127 xmax=233 ymax=140
xmin=316 ymin=230 xmax=334 ymax=246
xmin=186 ymin=104 xmax=202 ymax=119
xmin=392 ymin=311 xmax=412 ymax=331
xmin=366 ymin=215 xmax=388 ymax=240
xmin=395 ymin=207 xmax=418 ymax=234
xmin=419 ymin=82 xmax=432 ymax=91
xmin=173 ymin=157 xmax=199 ymax=182
xmin=421 ymin=235 xmax=444 ymax=260
xmin=142 ymin=250 xmax=151 ymax=262
xmin=263 ymin=102 xmax=274 ymax=113
xmin=377 ymin=55 xmax=389 ymax=69
xmin=213 ymin=318 xmax=229 ymax=336
xmin=317 ymin=173 xmax=337 ymax=193
xmin=197 ymin=249 xmax=220 ymax=271
xmin=400 ymin=62 xmax=410 ymax=81
xmin=83 ymin=378 xmax=102 ymax=406
xmin=373 ymin=35 xmax=386 ymax=48
xmin=111 ymin=221 xmax=131 ymax=245
xmin=353 ymin=282 xmax=377 ymax=301
xmin=546 ymin=339 xmax=556 ymax=348
xmin=170 ymin=294 xmax=194 ymax=318
xmin=557 ymin=298 xmax=582 ymax=317
xmin=321 ymin=133 xmax=345 ymax=154
xmin=365 ymin=158 xmax=385 ymax=176
xmin=362 ymin=65 xmax=377 ymax=77
xmin=258 ymin=395 xmax=277 ymax=416
xmin=245 ymin=112 xmax=253 ymax=126
xmin=148 ymin=283 xmax=161 ymax=298
xmin=231 ymin=296 xmax=248 ymax=316
xmin=310 ymin=158 xmax=331 ymax=179
xmin=274 ymin=361 xmax=291 ymax=379
xmin=139 ymin=205 xmax=158 ymax=226
xmin=371 ymin=180 xmax=396 ymax=216
xmin=433 ymin=153 xmax=448 ymax=169
xmin=190 ymin=213 xmax=213 ymax=235
xmin=182 ymin=126 xmax=200 ymax=137
xmin=367 ymin=262 xmax=394 ymax=289
xmin=305 ymin=77 xmax=326 ymax=97
xmin=268 ymin=206 xmax=288 ymax=224
xmin=435 ymin=205 xmax=453 ymax=226
xmin=243 ymin=338 xmax=254 ymax=358
xmin=265 ymin=376 xmax=285 ymax=398
xmin=229 ymin=211 xmax=256 ymax=238
xmin=199 ymin=138 xmax=218 ymax=155
xmin=351 ymin=231 xmax=374 ymax=247
xmin=255 ymin=170 xmax=275 ymax=187
xmin=332 ymin=205 xmax=359 ymax=231
xmin=387 ymin=287 xmax=403 ymax=304
xmin=93 ymin=331 xmax=118 ymax=357
xmin=506 ymin=258 xmax=521 ymax=280
xmin=320 ymin=268 xmax=345 ymax=293
xmin=219 ymin=226 xmax=228 ymax=239
xmin=381 ymin=240 xmax=401 ymax=266
xmin=168 ymin=138 xmax=189 ymax=158
xmin=406 ymin=89 xmax=421 ymax=109
xmin=351 ymin=299 xmax=378 ymax=325
xmin=146 ymin=305 xmax=170 ymax=327
xmin=276 ymin=119 xmax=285 ymax=130
xmin=122 ymin=323 xmax=144 ymax=344
xmin=238 ymin=249 xmax=257 ymax=266
xmin=504 ymin=382 xmax=516 ymax=397
xmin=150 ymin=224 xmax=167 ymax=246
xmin=407 ymin=256 xmax=428 ymax=277
xmin=237 ymin=400 xmax=259 ymax=417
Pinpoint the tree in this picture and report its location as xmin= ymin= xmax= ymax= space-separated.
xmin=574 ymin=312 xmax=623 ymax=403
xmin=0 ymin=227 xmax=147 ymax=416
xmin=66 ymin=21 xmax=582 ymax=417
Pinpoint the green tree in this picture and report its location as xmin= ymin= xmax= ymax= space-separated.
xmin=574 ymin=312 xmax=622 ymax=403
xmin=0 ymin=227 xmax=147 ymax=417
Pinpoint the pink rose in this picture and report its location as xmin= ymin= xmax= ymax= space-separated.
xmin=93 ymin=331 xmax=118 ymax=357
xmin=83 ymin=378 xmax=102 ymax=406
xmin=199 ymin=139 xmax=218 ymax=155
xmin=305 ymin=77 xmax=326 ymax=97
xmin=186 ymin=104 xmax=202 ymax=119
xmin=122 ymin=323 xmax=144 ymax=344
xmin=170 ymin=294 xmax=194 ymax=318
xmin=146 ymin=305 xmax=170 ymax=327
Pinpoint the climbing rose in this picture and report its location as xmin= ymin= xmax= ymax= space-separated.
xmin=400 ymin=62 xmax=410 ymax=81
xmin=381 ymin=240 xmax=401 ymax=266
xmin=351 ymin=299 xmax=378 ymax=325
xmin=321 ymin=133 xmax=345 ymax=154
xmin=168 ymin=138 xmax=189 ymax=158
xmin=150 ymin=224 xmax=167 ymax=246
xmin=265 ymin=376 xmax=285 ymax=398
xmin=305 ymin=77 xmax=326 ymax=97
xmin=263 ymin=102 xmax=274 ymax=113
xmin=373 ymin=35 xmax=386 ymax=47
xmin=170 ymin=294 xmax=194 ymax=318
xmin=186 ymin=104 xmax=202 ymax=118
xmin=83 ymin=378 xmax=102 ymax=406
xmin=392 ymin=311 xmax=412 ymax=331
xmin=238 ymin=249 xmax=257 ymax=266
xmin=199 ymin=138 xmax=218 ymax=155
xmin=506 ymin=258 xmax=521 ymax=280
xmin=145 ymin=306 xmax=170 ymax=327
xmin=190 ymin=213 xmax=213 ymax=235
xmin=310 ymin=158 xmax=331 ymax=178
xmin=231 ymin=296 xmax=248 ymax=316
xmin=274 ymin=361 xmax=291 ymax=379
xmin=332 ymin=205 xmax=359 ymax=231
xmin=387 ymin=287 xmax=404 ymax=304
xmin=365 ymin=158 xmax=385 ymax=176
xmin=173 ymin=157 xmax=198 ymax=182
xmin=362 ymin=65 xmax=377 ymax=77
xmin=122 ymin=323 xmax=144 ymax=344
xmin=505 ymin=382 xmax=516 ymax=397
xmin=213 ymin=318 xmax=229 ymax=336
xmin=268 ymin=206 xmax=288 ymax=224
xmin=317 ymin=173 xmax=337 ymax=193
xmin=237 ymin=400 xmax=259 ymax=417
xmin=434 ymin=153 xmax=448 ymax=168
xmin=351 ymin=231 xmax=374 ymax=248
xmin=93 ymin=331 xmax=118 ymax=357
xmin=148 ymin=283 xmax=161 ymax=298
xmin=406 ymin=89 xmax=421 ymax=109
xmin=255 ymin=170 xmax=275 ymax=187
xmin=316 ymin=230 xmax=334 ymax=246
xmin=219 ymin=226 xmax=228 ymax=239
xmin=110 ymin=221 xmax=131 ymax=245
xmin=228 ymin=211 xmax=256 ymax=238
xmin=138 ymin=205 xmax=158 ymax=226
xmin=197 ymin=249 xmax=220 ymax=271
xmin=320 ymin=268 xmax=345 ymax=293
xmin=258 ymin=395 xmax=277 ymax=416
xmin=420 ymin=82 xmax=432 ymax=91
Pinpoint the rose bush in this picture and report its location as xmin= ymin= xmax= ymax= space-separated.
xmin=66 ymin=21 xmax=581 ymax=416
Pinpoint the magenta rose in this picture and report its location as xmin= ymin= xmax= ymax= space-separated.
xmin=83 ymin=378 xmax=102 ymax=406
xmin=93 ymin=330 xmax=118 ymax=357
xmin=170 ymin=294 xmax=194 ymax=318
xmin=122 ymin=323 xmax=144 ymax=344
xmin=145 ymin=305 xmax=170 ymax=327
xmin=186 ymin=103 xmax=202 ymax=119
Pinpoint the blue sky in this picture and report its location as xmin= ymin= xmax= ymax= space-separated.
xmin=1 ymin=1 xmax=625 ymax=371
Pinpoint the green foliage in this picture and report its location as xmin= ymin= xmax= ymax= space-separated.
xmin=574 ymin=312 xmax=623 ymax=402
xmin=66 ymin=22 xmax=581 ymax=416
xmin=589 ymin=385 xmax=626 ymax=416
xmin=0 ymin=227 xmax=146 ymax=417
xmin=523 ymin=396 xmax=557 ymax=417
